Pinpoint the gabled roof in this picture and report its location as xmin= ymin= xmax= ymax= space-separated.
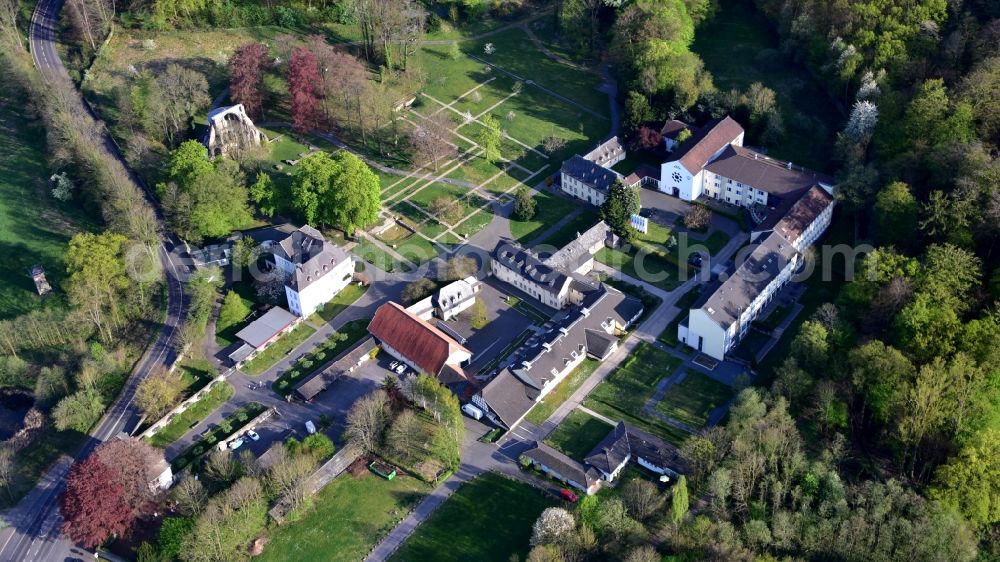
xmin=669 ymin=116 xmax=744 ymax=175
xmin=278 ymin=226 xmax=353 ymax=292
xmin=522 ymin=441 xmax=600 ymax=488
xmin=583 ymin=136 xmax=625 ymax=167
xmin=694 ymin=231 xmax=799 ymax=330
xmin=624 ymin=423 xmax=687 ymax=475
xmin=543 ymin=221 xmax=610 ymax=272
xmin=235 ymin=307 xmax=297 ymax=349
xmin=585 ymin=422 xmax=630 ymax=476
xmin=584 ymin=328 xmax=617 ymax=360
xmin=704 ymin=145 xmax=834 ymax=196
xmin=479 ymin=369 xmax=539 ymax=428
xmin=660 ymin=119 xmax=693 ymax=139
xmin=368 ymin=302 xmax=471 ymax=375
xmin=755 ymin=185 xmax=834 ymax=245
xmin=561 ymin=155 xmax=621 ymax=194
xmin=492 ymin=241 xmax=570 ymax=297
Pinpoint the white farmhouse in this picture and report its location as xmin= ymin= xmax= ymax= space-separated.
xmin=271 ymin=225 xmax=355 ymax=318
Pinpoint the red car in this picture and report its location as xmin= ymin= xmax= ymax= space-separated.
xmin=559 ymin=489 xmax=579 ymax=503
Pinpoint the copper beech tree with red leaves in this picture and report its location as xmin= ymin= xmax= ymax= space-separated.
xmin=228 ymin=42 xmax=270 ymax=118
xmin=59 ymin=453 xmax=133 ymax=549
xmin=287 ymin=46 xmax=322 ymax=133
xmin=59 ymin=439 xmax=163 ymax=549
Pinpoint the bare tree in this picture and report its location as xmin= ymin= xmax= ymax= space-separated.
xmin=203 ymin=449 xmax=240 ymax=487
xmin=0 ymin=447 xmax=14 ymax=499
xmin=0 ymin=0 xmax=25 ymax=52
xmin=409 ymin=111 xmax=456 ymax=171
xmin=266 ymin=447 xmax=317 ymax=511
xmin=345 ymin=390 xmax=389 ymax=454
xmin=171 ymin=474 xmax=208 ymax=517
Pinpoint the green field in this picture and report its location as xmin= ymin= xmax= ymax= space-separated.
xmin=0 ymin=83 xmax=94 ymax=320
xmin=389 ymin=473 xmax=555 ymax=562
xmin=308 ymin=282 xmax=369 ymax=324
xmin=692 ymin=0 xmax=840 ymax=171
xmin=241 ymin=323 xmax=317 ymax=375
xmin=259 ymin=472 xmax=433 ymax=562
xmin=654 ymin=370 xmax=733 ymax=429
xmin=146 ymin=381 xmax=235 ymax=449
xmin=544 ymin=409 xmax=614 ymax=461
xmin=272 ymin=318 xmax=370 ymax=396
xmin=525 ymin=359 xmax=599 ymax=425
xmin=583 ymin=343 xmax=690 ymax=446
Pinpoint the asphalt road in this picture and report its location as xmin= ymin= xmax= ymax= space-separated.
xmin=0 ymin=0 xmax=189 ymax=559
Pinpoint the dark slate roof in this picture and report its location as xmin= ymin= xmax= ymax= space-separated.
xmin=479 ymin=285 xmax=643 ymax=426
xmin=523 ymin=441 xmax=600 ymax=488
xmin=294 ymin=336 xmax=377 ymax=401
xmin=561 ymin=155 xmax=621 ymax=194
xmin=704 ymin=145 xmax=834 ymax=196
xmin=669 ymin=116 xmax=744 ymax=175
xmin=542 ymin=222 xmax=609 ymax=271
xmin=585 ymin=422 xmax=631 ymax=476
xmin=624 ymin=423 xmax=687 ymax=475
xmin=275 ymin=225 xmax=353 ymax=292
xmin=696 ymin=231 xmax=798 ymax=329
xmin=754 ymin=185 xmax=834 ymax=244
xmin=479 ymin=369 xmax=539 ymax=428
xmin=493 ymin=241 xmax=570 ymax=296
xmin=584 ymin=329 xmax=617 ymax=360
xmin=660 ymin=119 xmax=693 ymax=139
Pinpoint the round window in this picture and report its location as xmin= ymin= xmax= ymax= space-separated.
xmin=671 ymin=172 xmax=683 ymax=183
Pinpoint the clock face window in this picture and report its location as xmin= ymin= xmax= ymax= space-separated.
xmin=671 ymin=172 xmax=683 ymax=183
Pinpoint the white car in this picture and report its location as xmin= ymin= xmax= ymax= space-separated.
xmin=389 ymin=360 xmax=399 ymax=369
xmin=245 ymin=430 xmax=260 ymax=441
xmin=394 ymin=363 xmax=407 ymax=374
xmin=305 ymin=420 xmax=317 ymax=435
xmin=227 ymin=438 xmax=245 ymax=450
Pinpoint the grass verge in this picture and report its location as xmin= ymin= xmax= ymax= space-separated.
xmin=544 ymin=409 xmax=614 ymax=461
xmin=241 ymin=323 xmax=317 ymax=376
xmin=146 ymin=382 xmax=235 ymax=449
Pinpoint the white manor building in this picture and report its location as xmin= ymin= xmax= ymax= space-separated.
xmin=269 ymin=225 xmax=356 ymax=318
xmin=559 ymin=137 xmax=625 ymax=206
xmin=679 ymin=185 xmax=835 ymax=360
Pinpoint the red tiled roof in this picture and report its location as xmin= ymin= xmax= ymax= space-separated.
xmin=768 ymin=186 xmax=834 ymax=244
xmin=368 ymin=302 xmax=471 ymax=376
xmin=670 ymin=116 xmax=744 ymax=174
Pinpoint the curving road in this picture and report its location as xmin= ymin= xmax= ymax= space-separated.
xmin=0 ymin=0 xmax=189 ymax=560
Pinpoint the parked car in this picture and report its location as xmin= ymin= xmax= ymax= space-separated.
xmin=394 ymin=363 xmax=406 ymax=374
xmin=389 ymin=360 xmax=399 ymax=370
xmin=305 ymin=420 xmax=317 ymax=434
xmin=461 ymin=403 xmax=484 ymax=420
xmin=559 ymin=489 xmax=579 ymax=503
xmin=245 ymin=430 xmax=260 ymax=441
xmin=227 ymin=438 xmax=245 ymax=450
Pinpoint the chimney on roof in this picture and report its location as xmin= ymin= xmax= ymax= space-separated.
xmin=787 ymin=161 xmax=792 ymax=170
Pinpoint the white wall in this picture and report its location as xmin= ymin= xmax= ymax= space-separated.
xmin=686 ymin=308 xmax=727 ymax=361
xmin=286 ymin=257 xmax=355 ymax=318
xmin=561 ymin=174 xmax=608 ymax=206
xmin=493 ymin=260 xmax=568 ymax=309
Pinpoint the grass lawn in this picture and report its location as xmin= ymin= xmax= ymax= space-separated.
xmin=654 ymin=370 xmax=733 ymax=429
xmin=389 ymin=472 xmax=555 ymax=562
xmin=453 ymin=208 xmax=494 ymax=239
xmin=241 ymin=323 xmax=317 ymax=376
xmin=583 ymin=343 xmax=690 ymax=446
xmin=595 ymin=246 xmax=683 ymax=292
xmin=171 ymin=401 xmax=267 ymax=471
xmin=692 ymin=0 xmax=840 ymax=171
xmin=509 ymin=190 xmax=580 ymax=242
xmin=355 ymin=238 xmax=412 ymax=273
xmin=658 ymin=284 xmax=705 ymax=347
xmin=544 ymin=409 xmax=614 ymax=461
xmin=534 ymin=207 xmax=601 ymax=250
xmin=260 ymin=472 xmax=433 ymax=562
xmin=146 ymin=382 xmax=235 ymax=449
xmin=272 ymin=318 xmax=370 ymax=396
xmin=525 ymin=359 xmax=599 ymax=425
xmin=215 ymin=291 xmax=255 ymax=347
xmin=176 ymin=357 xmax=217 ymax=398
xmin=0 ymin=82 xmax=95 ymax=320
xmin=307 ymin=283 xmax=369 ymax=324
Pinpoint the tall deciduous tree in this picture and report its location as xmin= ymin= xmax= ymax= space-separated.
xmin=60 ymin=454 xmax=133 ymax=548
xmin=64 ymin=232 xmax=130 ymax=343
xmin=477 ymin=114 xmax=503 ymax=163
xmin=410 ymin=112 xmax=456 ymax=171
xmin=135 ymin=369 xmax=184 ymax=421
xmin=930 ymin=429 xmax=1000 ymax=529
xmin=873 ymin=181 xmax=918 ymax=247
xmin=671 ymin=475 xmax=689 ymax=524
xmin=288 ymin=47 xmax=322 ymax=133
xmin=290 ymin=151 xmax=380 ymax=235
xmin=345 ymin=390 xmax=389 ymax=454
xmin=228 ymin=42 xmax=270 ymax=118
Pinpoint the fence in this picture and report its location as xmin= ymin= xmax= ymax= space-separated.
xmin=268 ymin=443 xmax=362 ymax=524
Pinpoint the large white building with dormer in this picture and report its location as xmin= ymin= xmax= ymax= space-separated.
xmin=269 ymin=225 xmax=355 ymax=318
